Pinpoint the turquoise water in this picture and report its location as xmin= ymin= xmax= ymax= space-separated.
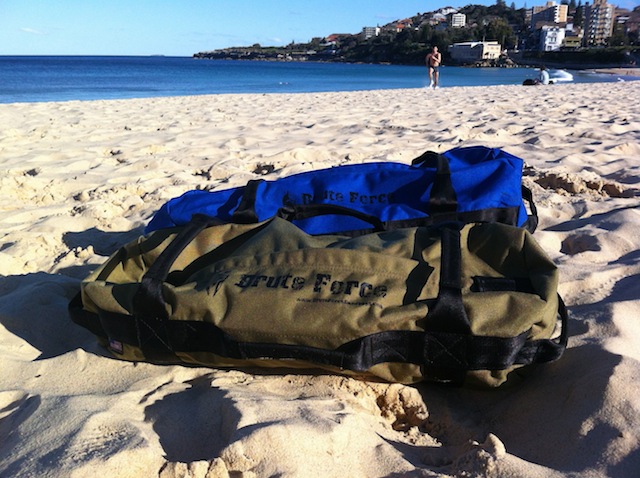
xmin=0 ymin=56 xmax=635 ymax=104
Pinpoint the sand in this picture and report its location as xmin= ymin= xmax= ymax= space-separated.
xmin=1 ymin=81 xmax=639 ymax=477
xmin=592 ymin=68 xmax=640 ymax=77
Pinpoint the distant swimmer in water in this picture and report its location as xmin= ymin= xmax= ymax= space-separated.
xmin=426 ymin=46 xmax=442 ymax=89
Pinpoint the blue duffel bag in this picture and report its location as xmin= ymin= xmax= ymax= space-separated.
xmin=146 ymin=146 xmax=538 ymax=236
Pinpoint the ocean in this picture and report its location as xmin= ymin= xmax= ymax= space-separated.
xmin=0 ymin=55 xmax=635 ymax=104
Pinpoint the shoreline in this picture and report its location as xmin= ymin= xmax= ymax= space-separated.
xmin=592 ymin=67 xmax=640 ymax=77
xmin=1 ymin=82 xmax=639 ymax=477
xmin=3 ymin=75 xmax=640 ymax=107
xmin=3 ymin=56 xmax=640 ymax=106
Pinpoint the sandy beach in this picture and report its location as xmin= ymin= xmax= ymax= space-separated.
xmin=1 ymin=81 xmax=639 ymax=477
xmin=592 ymin=68 xmax=640 ymax=77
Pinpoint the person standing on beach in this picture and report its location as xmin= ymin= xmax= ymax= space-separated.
xmin=426 ymin=46 xmax=442 ymax=89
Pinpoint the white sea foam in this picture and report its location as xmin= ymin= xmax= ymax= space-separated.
xmin=551 ymin=69 xmax=574 ymax=82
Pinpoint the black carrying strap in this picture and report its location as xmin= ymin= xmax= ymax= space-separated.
xmin=421 ymin=224 xmax=470 ymax=382
xmin=231 ymin=179 xmax=263 ymax=223
xmin=69 ymin=295 xmax=568 ymax=374
xmin=521 ymin=185 xmax=539 ymax=233
xmin=424 ymin=225 xmax=471 ymax=335
xmin=277 ymin=203 xmax=386 ymax=232
xmin=414 ymin=151 xmax=540 ymax=232
xmin=411 ymin=150 xmax=441 ymax=168
xmin=131 ymin=214 xmax=221 ymax=362
xmin=412 ymin=151 xmax=459 ymax=219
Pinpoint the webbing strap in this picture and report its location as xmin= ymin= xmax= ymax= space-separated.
xmin=428 ymin=154 xmax=459 ymax=216
xmin=521 ymin=185 xmax=539 ymax=233
xmin=277 ymin=203 xmax=386 ymax=232
xmin=132 ymin=214 xmax=220 ymax=361
xmin=424 ymin=225 xmax=472 ymax=335
xmin=68 ymin=296 xmax=568 ymax=373
xmin=231 ymin=179 xmax=263 ymax=223
xmin=412 ymin=151 xmax=461 ymax=224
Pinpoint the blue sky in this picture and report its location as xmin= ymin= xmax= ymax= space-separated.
xmin=1 ymin=0 xmax=635 ymax=57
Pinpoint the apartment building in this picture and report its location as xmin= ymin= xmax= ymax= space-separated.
xmin=584 ymin=0 xmax=615 ymax=46
xmin=361 ymin=26 xmax=380 ymax=39
xmin=530 ymin=1 xmax=568 ymax=29
xmin=451 ymin=13 xmax=466 ymax=28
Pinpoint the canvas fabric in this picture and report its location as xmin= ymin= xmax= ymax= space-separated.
xmin=70 ymin=216 xmax=566 ymax=387
xmin=145 ymin=146 xmax=538 ymax=236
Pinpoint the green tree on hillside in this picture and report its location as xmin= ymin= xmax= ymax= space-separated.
xmin=460 ymin=3 xmax=526 ymax=32
xmin=609 ymin=23 xmax=629 ymax=46
xmin=574 ymin=1 xmax=583 ymax=27
xmin=482 ymin=18 xmax=517 ymax=48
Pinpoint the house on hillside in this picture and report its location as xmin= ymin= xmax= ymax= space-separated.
xmin=430 ymin=13 xmax=447 ymax=26
xmin=438 ymin=7 xmax=459 ymax=16
xmin=449 ymin=41 xmax=502 ymax=63
xmin=562 ymin=24 xmax=584 ymax=48
xmin=451 ymin=13 xmax=466 ymax=28
xmin=325 ymin=34 xmax=352 ymax=45
xmin=361 ymin=26 xmax=380 ymax=39
xmin=397 ymin=18 xmax=415 ymax=32
xmin=622 ymin=8 xmax=640 ymax=36
xmin=539 ymin=25 xmax=566 ymax=50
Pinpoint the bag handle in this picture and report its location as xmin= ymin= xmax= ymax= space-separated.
xmin=277 ymin=203 xmax=386 ymax=232
xmin=521 ymin=185 xmax=539 ymax=233
xmin=415 ymin=152 xmax=541 ymax=232
xmin=130 ymin=214 xmax=224 ymax=361
xmin=232 ymin=179 xmax=263 ymax=223
xmin=412 ymin=151 xmax=459 ymax=218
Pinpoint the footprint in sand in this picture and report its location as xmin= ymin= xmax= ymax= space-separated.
xmin=422 ymin=433 xmax=506 ymax=473
xmin=143 ymin=375 xmax=237 ymax=463
xmin=59 ymin=417 xmax=145 ymax=467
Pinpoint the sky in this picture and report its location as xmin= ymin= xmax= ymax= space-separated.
xmin=1 ymin=0 xmax=636 ymax=57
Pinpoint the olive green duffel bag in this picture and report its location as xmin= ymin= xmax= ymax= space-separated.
xmin=69 ymin=211 xmax=567 ymax=387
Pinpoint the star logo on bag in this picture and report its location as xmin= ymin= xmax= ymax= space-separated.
xmin=208 ymin=271 xmax=230 ymax=296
